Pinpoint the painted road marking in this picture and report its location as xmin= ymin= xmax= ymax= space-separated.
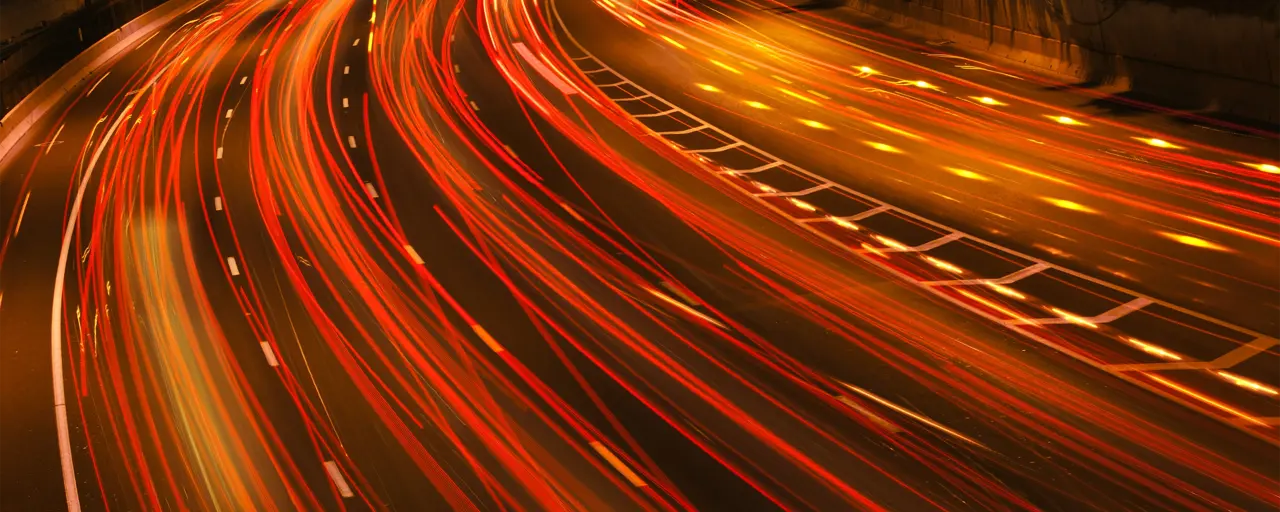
xmin=240 ymin=76 xmax=248 ymax=85
xmin=227 ymin=257 xmax=241 ymax=276
xmin=225 ymin=109 xmax=233 ymax=119
xmin=347 ymin=136 xmax=357 ymax=148
xmin=755 ymin=182 xmax=833 ymax=198
xmin=687 ymin=141 xmax=744 ymax=154
xmin=323 ymin=461 xmax=355 ymax=497
xmin=589 ymin=442 xmax=647 ymax=487
xmin=260 ymin=341 xmax=279 ymax=367
xmin=352 ymin=38 xmax=360 ymax=46
xmin=342 ymin=97 xmax=349 ymax=108
xmin=924 ymin=262 xmax=1048 ymax=286
xmin=469 ymin=100 xmax=479 ymax=111
xmin=836 ymin=395 xmax=903 ymax=433
xmin=87 ymin=72 xmax=111 ymax=96
xmin=14 ymin=192 xmax=30 ymax=236
xmin=841 ymin=383 xmax=985 ymax=448
xmin=214 ymin=196 xmax=223 ymax=211
xmin=216 ymin=147 xmax=224 ymax=159
xmin=647 ymin=288 xmax=725 ymax=329
xmin=404 ymin=245 xmax=424 ymax=265
xmin=364 ymin=182 xmax=379 ymax=199
xmin=472 ymin=325 xmax=504 ymax=353
xmin=343 ymin=65 xmax=350 ymax=75
xmin=45 ymin=124 xmax=66 ymax=155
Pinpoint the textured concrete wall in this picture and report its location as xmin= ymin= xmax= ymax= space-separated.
xmin=846 ymin=0 xmax=1280 ymax=123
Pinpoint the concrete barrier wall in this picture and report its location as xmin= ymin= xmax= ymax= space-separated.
xmin=845 ymin=0 xmax=1280 ymax=123
xmin=0 ymin=0 xmax=199 ymax=166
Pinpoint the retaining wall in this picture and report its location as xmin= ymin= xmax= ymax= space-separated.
xmin=845 ymin=0 xmax=1280 ymax=123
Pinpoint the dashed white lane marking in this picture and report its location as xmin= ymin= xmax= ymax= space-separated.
xmin=46 ymin=124 xmax=66 ymax=155
xmin=225 ymin=109 xmax=234 ymax=119
xmin=343 ymin=65 xmax=350 ymax=75
xmin=472 ymin=325 xmax=505 ymax=353
xmin=469 ymin=100 xmax=479 ymax=111
xmin=660 ymin=281 xmax=699 ymax=306
xmin=647 ymin=288 xmax=725 ymax=329
xmin=352 ymin=38 xmax=360 ymax=46
xmin=214 ymin=196 xmax=223 ymax=211
xmin=260 ymin=341 xmax=279 ymax=367
xmin=404 ymin=245 xmax=424 ymax=265
xmin=840 ymin=382 xmax=986 ymax=449
xmin=364 ymin=182 xmax=379 ymax=199
xmin=216 ymin=147 xmax=224 ymax=159
xmin=323 ymin=461 xmax=355 ymax=497
xmin=342 ymin=97 xmax=349 ymax=108
xmin=240 ymin=76 xmax=248 ymax=85
xmin=588 ymin=441 xmax=647 ymax=487
xmin=347 ymin=136 xmax=357 ymax=148
xmin=227 ymin=257 xmax=241 ymax=276
xmin=835 ymin=395 xmax=904 ymax=433
xmin=454 ymin=64 xmax=460 ymax=73
xmin=14 ymin=192 xmax=30 ymax=236
xmin=87 ymin=72 xmax=111 ymax=96
xmin=511 ymin=42 xmax=578 ymax=95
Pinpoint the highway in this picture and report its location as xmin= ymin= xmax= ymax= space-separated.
xmin=0 ymin=0 xmax=1276 ymax=510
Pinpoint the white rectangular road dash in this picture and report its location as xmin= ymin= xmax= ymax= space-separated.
xmin=364 ymin=182 xmax=379 ymax=199
xmin=512 ymin=42 xmax=578 ymax=95
xmin=323 ymin=461 xmax=355 ymax=497
xmin=227 ymin=257 xmax=241 ymax=276
xmin=259 ymin=341 xmax=279 ymax=367
xmin=214 ymin=196 xmax=223 ymax=211
xmin=588 ymin=441 xmax=647 ymax=487
xmin=404 ymin=245 xmax=424 ymax=265
xmin=225 ymin=109 xmax=233 ymax=119
xmin=343 ymin=65 xmax=350 ymax=75
xmin=342 ymin=97 xmax=349 ymax=108
xmin=469 ymin=101 xmax=479 ymax=111
xmin=454 ymin=64 xmax=460 ymax=73
xmin=472 ymin=325 xmax=505 ymax=353
xmin=347 ymin=136 xmax=357 ymax=148
xmin=240 ymin=76 xmax=248 ymax=85
xmin=216 ymin=147 xmax=224 ymax=159
xmin=352 ymin=38 xmax=360 ymax=46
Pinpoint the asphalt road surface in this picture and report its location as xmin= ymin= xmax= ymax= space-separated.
xmin=1 ymin=0 xmax=1277 ymax=510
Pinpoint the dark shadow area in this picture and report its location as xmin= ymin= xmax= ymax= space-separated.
xmin=763 ymin=0 xmax=849 ymax=14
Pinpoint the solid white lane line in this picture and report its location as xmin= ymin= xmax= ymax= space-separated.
xmin=214 ymin=196 xmax=223 ymax=211
xmin=227 ymin=257 xmax=241 ymax=276
xmin=87 ymin=72 xmax=111 ymax=96
xmin=589 ymin=441 xmax=647 ymax=487
xmin=323 ymin=461 xmax=355 ymax=497
xmin=347 ymin=136 xmax=357 ymax=148
xmin=260 ymin=341 xmax=279 ymax=367
xmin=364 ymin=182 xmax=379 ymax=198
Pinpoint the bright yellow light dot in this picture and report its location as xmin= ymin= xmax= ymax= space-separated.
xmin=857 ymin=66 xmax=876 ymax=74
xmin=1042 ymin=197 xmax=1097 ymax=214
xmin=863 ymin=141 xmax=902 ymax=153
xmin=914 ymin=80 xmax=934 ymax=89
xmin=1157 ymin=231 xmax=1232 ymax=252
xmin=873 ymin=235 xmax=909 ymax=251
xmin=777 ymin=87 xmax=819 ymax=105
xmin=971 ymin=96 xmax=1006 ymax=106
xmin=799 ymin=119 xmax=831 ymax=130
xmin=831 ymin=217 xmax=860 ymax=231
xmin=660 ymin=36 xmax=686 ymax=50
xmin=1050 ymin=307 xmax=1097 ymax=328
xmin=1240 ymin=162 xmax=1280 ymax=174
xmin=696 ymin=83 xmax=721 ymax=92
xmin=1125 ymin=337 xmax=1182 ymax=361
xmin=708 ymin=59 xmax=742 ymax=75
xmin=945 ymin=167 xmax=988 ymax=181
xmin=771 ymin=74 xmax=793 ymax=84
xmin=871 ymin=122 xmax=925 ymax=141
xmin=1134 ymin=137 xmax=1184 ymax=150
xmin=744 ymin=100 xmax=771 ymax=110
xmin=1047 ymin=115 xmax=1087 ymax=126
